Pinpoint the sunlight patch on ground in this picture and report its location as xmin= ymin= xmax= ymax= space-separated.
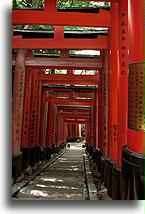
xmin=45 ymin=185 xmax=78 ymax=190
xmin=65 ymin=193 xmax=82 ymax=198
xmin=58 ymin=158 xmax=67 ymax=160
xmin=40 ymin=178 xmax=63 ymax=182
xmin=31 ymin=190 xmax=48 ymax=197
xmin=68 ymin=168 xmax=79 ymax=171
xmin=69 ymin=146 xmax=82 ymax=150
xmin=36 ymin=184 xmax=46 ymax=188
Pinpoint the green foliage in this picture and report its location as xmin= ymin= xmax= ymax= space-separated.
xmin=58 ymin=1 xmax=110 ymax=8
xmin=64 ymin=26 xmax=96 ymax=30
xmin=34 ymin=50 xmax=60 ymax=54
xmin=58 ymin=0 xmax=90 ymax=8
xmin=13 ymin=0 xmax=110 ymax=9
xmin=12 ymin=0 xmax=44 ymax=9
xmin=14 ymin=25 xmax=54 ymax=30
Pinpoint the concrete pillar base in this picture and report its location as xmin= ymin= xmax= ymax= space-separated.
xmin=46 ymin=148 xmax=51 ymax=160
xmin=35 ymin=146 xmax=40 ymax=164
xmin=121 ymin=145 xmax=144 ymax=200
xmin=104 ymin=160 xmax=108 ymax=188
xmin=112 ymin=164 xmax=122 ymax=200
xmin=51 ymin=144 xmax=55 ymax=154
xmin=88 ymin=145 xmax=93 ymax=158
xmin=106 ymin=158 xmax=115 ymax=198
xmin=21 ymin=147 xmax=29 ymax=170
xmin=40 ymin=149 xmax=46 ymax=161
xmin=54 ymin=146 xmax=59 ymax=154
xmin=58 ymin=144 xmax=61 ymax=152
xmin=29 ymin=148 xmax=36 ymax=167
xmin=62 ymin=142 xmax=66 ymax=149
xmin=100 ymin=157 xmax=105 ymax=182
xmin=12 ymin=152 xmax=22 ymax=178
xmin=96 ymin=149 xmax=103 ymax=173
xmin=23 ymin=165 xmax=32 ymax=176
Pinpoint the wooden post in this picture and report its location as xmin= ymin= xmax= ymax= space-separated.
xmin=21 ymin=68 xmax=32 ymax=170
xmin=29 ymin=69 xmax=39 ymax=167
xmin=102 ymin=50 xmax=109 ymax=158
xmin=39 ymin=90 xmax=48 ymax=161
xmin=93 ymin=92 xmax=98 ymax=149
xmin=108 ymin=2 xmax=119 ymax=163
xmin=46 ymin=102 xmax=54 ymax=157
xmin=12 ymin=49 xmax=27 ymax=178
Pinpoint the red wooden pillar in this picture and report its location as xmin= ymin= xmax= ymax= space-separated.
xmin=67 ymin=123 xmax=70 ymax=139
xmin=46 ymin=102 xmax=54 ymax=157
xmin=29 ymin=69 xmax=39 ymax=167
xmin=69 ymin=122 xmax=72 ymax=138
xmin=73 ymin=124 xmax=75 ymax=138
xmin=108 ymin=1 xmax=119 ymax=163
xmin=57 ymin=115 xmax=61 ymax=144
xmin=117 ymin=0 xmax=128 ymax=168
xmin=21 ymin=68 xmax=32 ymax=170
xmin=73 ymin=124 xmax=77 ymax=138
xmin=78 ymin=124 xmax=81 ymax=138
xmin=61 ymin=118 xmax=65 ymax=143
xmin=36 ymin=80 xmax=42 ymax=147
xmin=121 ymin=0 xmax=144 ymax=200
xmin=68 ymin=124 xmax=73 ymax=139
xmin=110 ymin=0 xmax=129 ymax=200
xmin=43 ymin=102 xmax=49 ymax=149
xmin=44 ymin=0 xmax=57 ymax=11
xmin=52 ymin=105 xmax=56 ymax=145
xmin=64 ymin=122 xmax=67 ymax=142
xmin=72 ymin=124 xmax=74 ymax=139
xmin=71 ymin=124 xmax=75 ymax=139
xmin=90 ymin=106 xmax=94 ymax=146
xmin=66 ymin=123 xmax=68 ymax=139
xmin=93 ymin=92 xmax=98 ymax=149
xmin=39 ymin=90 xmax=48 ymax=161
xmin=98 ymin=71 xmax=103 ymax=152
xmin=86 ymin=122 xmax=89 ymax=143
xmin=70 ymin=124 xmax=73 ymax=139
xmin=34 ymin=72 xmax=41 ymax=164
xmin=12 ymin=49 xmax=27 ymax=178
xmin=105 ymin=1 xmax=119 ymax=198
xmin=85 ymin=124 xmax=87 ymax=141
xmin=57 ymin=114 xmax=64 ymax=147
xmin=58 ymin=114 xmax=62 ymax=145
xmin=102 ymin=50 xmax=108 ymax=158
xmin=55 ymin=110 xmax=59 ymax=145
xmin=98 ymin=68 xmax=106 ymax=170
xmin=76 ymin=124 xmax=79 ymax=138
xmin=52 ymin=104 xmax=57 ymax=145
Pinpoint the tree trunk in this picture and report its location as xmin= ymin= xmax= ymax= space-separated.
xmin=12 ymin=0 xmax=17 ymax=8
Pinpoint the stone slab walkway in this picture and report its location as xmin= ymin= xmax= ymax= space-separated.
xmin=14 ymin=143 xmax=90 ymax=200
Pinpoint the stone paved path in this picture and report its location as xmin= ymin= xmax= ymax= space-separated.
xmin=14 ymin=143 xmax=89 ymax=200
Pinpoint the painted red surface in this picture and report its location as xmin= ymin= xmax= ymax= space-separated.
xmin=108 ymin=2 xmax=119 ymax=162
xmin=127 ymin=0 xmax=144 ymax=154
xmin=12 ymin=49 xmax=27 ymax=155
xmin=117 ymin=0 xmax=128 ymax=168
xmin=21 ymin=68 xmax=32 ymax=148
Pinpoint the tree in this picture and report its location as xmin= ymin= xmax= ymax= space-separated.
xmin=13 ymin=0 xmax=110 ymax=9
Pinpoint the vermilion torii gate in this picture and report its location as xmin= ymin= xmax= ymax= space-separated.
xmin=12 ymin=0 xmax=144 ymax=200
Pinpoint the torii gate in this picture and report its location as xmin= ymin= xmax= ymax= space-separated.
xmin=12 ymin=0 xmax=144 ymax=200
